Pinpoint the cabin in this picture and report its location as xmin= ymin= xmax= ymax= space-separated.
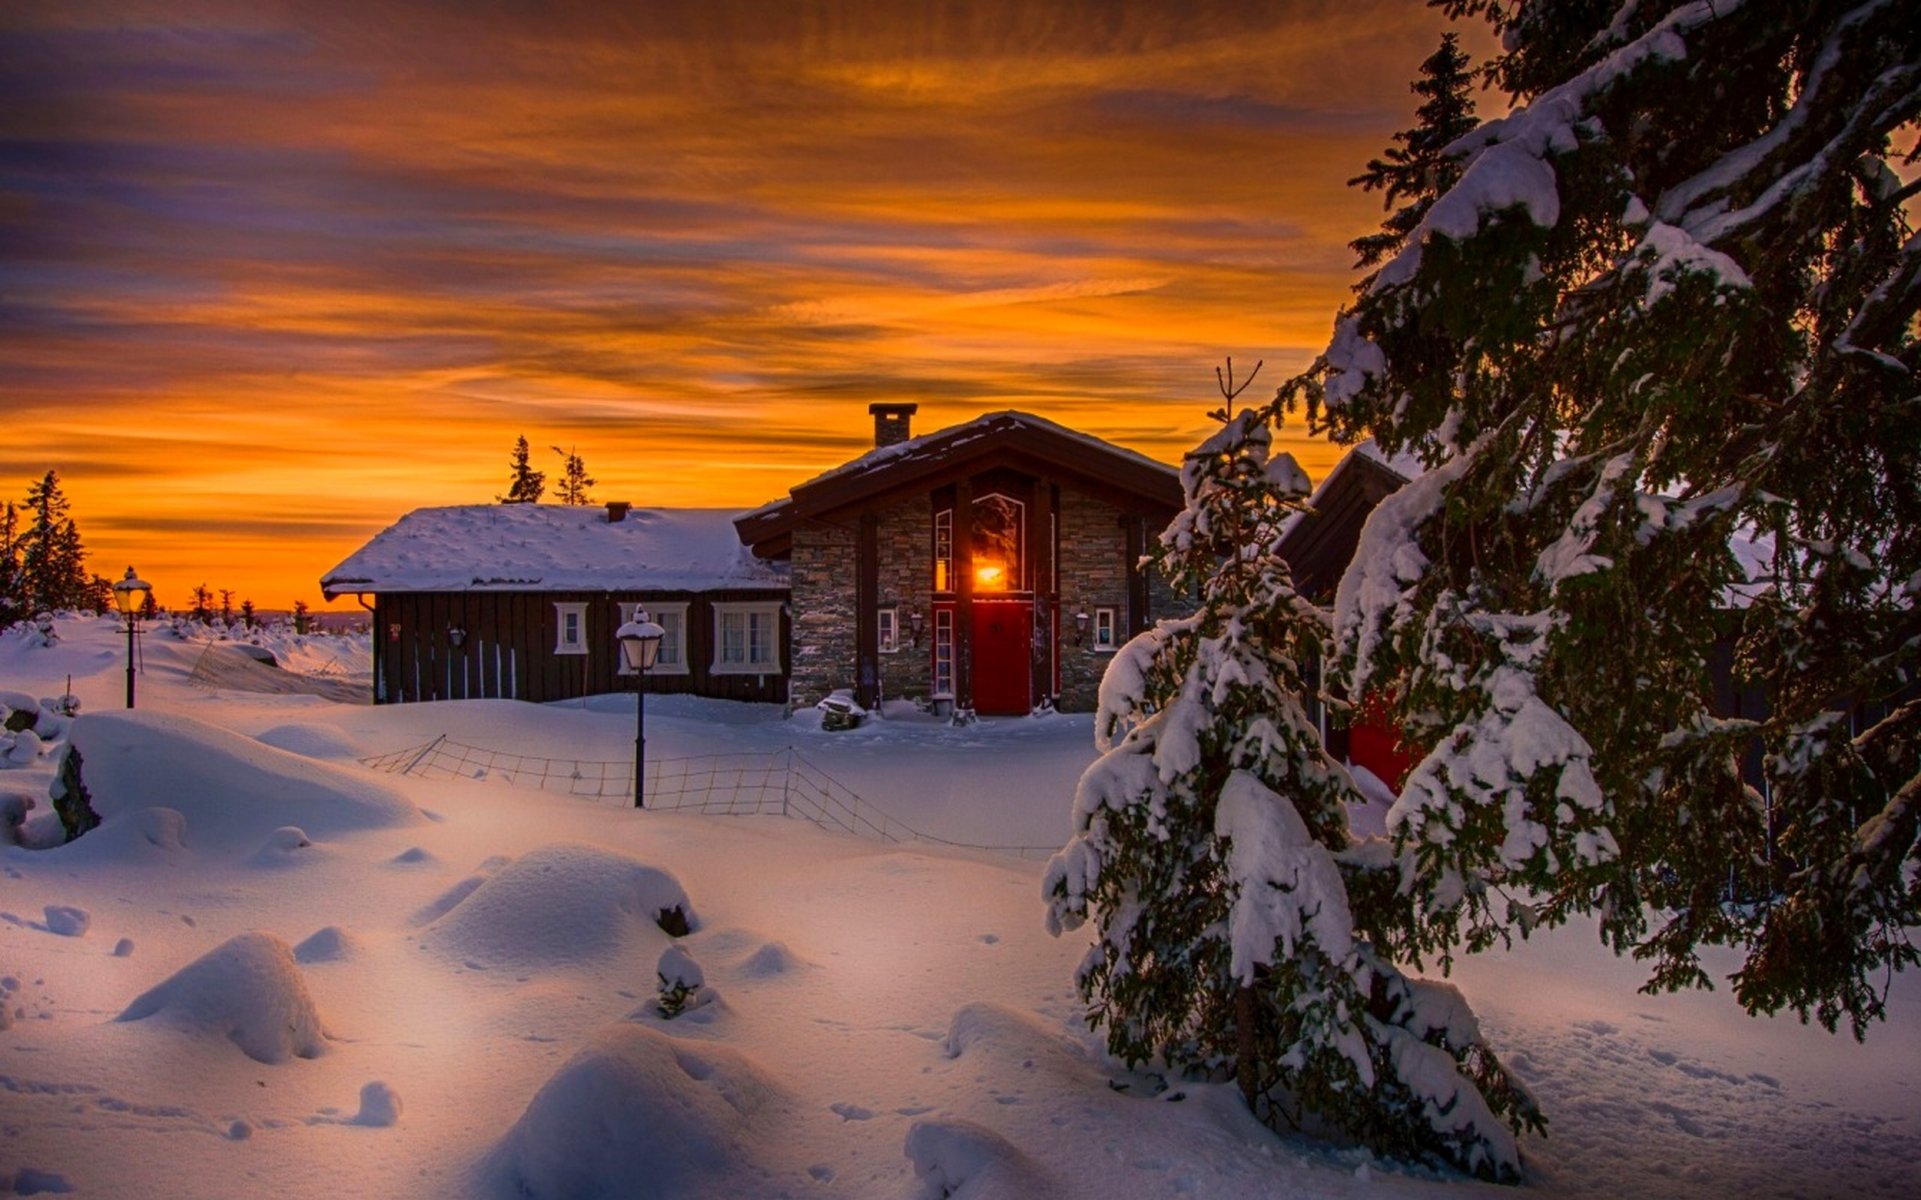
xmin=320 ymin=504 xmax=789 ymax=705
xmin=735 ymin=405 xmax=1186 ymax=718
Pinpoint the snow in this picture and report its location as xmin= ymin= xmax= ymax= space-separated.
xmin=319 ymin=505 xmax=786 ymax=597
xmin=2 ymin=614 xmax=1918 ymax=1197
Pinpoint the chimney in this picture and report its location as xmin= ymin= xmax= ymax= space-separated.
xmin=869 ymin=402 xmax=918 ymax=448
xmin=605 ymin=501 xmax=631 ymax=523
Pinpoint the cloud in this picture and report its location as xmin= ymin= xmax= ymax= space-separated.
xmin=0 ymin=0 xmax=1480 ymax=603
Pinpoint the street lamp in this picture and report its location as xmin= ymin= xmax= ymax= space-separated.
xmin=111 ymin=567 xmax=151 ymax=709
xmin=616 ymin=611 xmax=665 ymax=809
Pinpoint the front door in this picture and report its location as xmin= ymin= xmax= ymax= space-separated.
xmin=970 ymin=600 xmax=1031 ymax=715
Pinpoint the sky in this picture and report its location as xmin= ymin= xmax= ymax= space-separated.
xmin=3 ymin=0 xmax=1490 ymax=609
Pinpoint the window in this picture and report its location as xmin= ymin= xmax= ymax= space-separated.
xmin=971 ymin=493 xmax=1024 ymax=592
xmin=554 ymin=602 xmax=587 ymax=655
xmin=877 ymin=606 xmax=900 ymax=654
xmin=933 ymin=608 xmax=954 ymax=696
xmin=934 ymin=509 xmax=953 ymax=592
xmin=616 ymin=601 xmax=689 ymax=675
xmin=1094 ymin=607 xmax=1118 ymax=651
xmin=712 ymin=602 xmax=782 ymax=673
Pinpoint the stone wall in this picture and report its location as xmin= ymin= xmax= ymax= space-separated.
xmin=1056 ymin=490 xmax=1129 ymax=712
xmin=874 ymin=496 xmax=933 ymax=703
xmin=788 ymin=521 xmax=856 ymax=708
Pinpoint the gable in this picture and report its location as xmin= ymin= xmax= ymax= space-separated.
xmin=737 ymin=411 xmax=1180 ymax=557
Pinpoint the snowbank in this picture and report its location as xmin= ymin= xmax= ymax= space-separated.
xmin=486 ymin=1023 xmax=789 ymax=1199
xmin=420 ymin=843 xmax=695 ymax=970
xmin=62 ymin=710 xmax=420 ymax=855
xmin=115 ymin=931 xmax=328 ymax=1063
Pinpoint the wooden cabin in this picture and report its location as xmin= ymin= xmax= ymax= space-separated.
xmin=735 ymin=405 xmax=1185 ymax=717
xmin=321 ymin=505 xmax=789 ymax=705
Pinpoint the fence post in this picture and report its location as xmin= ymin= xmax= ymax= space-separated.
xmin=401 ymin=734 xmax=447 ymax=777
xmin=781 ymin=746 xmax=793 ymax=817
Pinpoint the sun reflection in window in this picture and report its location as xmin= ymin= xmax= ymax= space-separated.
xmin=974 ymin=561 xmax=1005 ymax=589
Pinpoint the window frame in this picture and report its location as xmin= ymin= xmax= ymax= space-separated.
xmin=1093 ymin=606 xmax=1118 ymax=652
xmin=877 ymin=606 xmax=900 ymax=655
xmin=553 ymin=602 xmax=588 ymax=655
xmin=711 ymin=600 xmax=783 ymax=674
xmin=616 ymin=601 xmax=690 ymax=676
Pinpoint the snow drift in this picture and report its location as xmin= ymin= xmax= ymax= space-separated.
xmin=63 ymin=711 xmax=419 ymax=854
xmin=486 ymin=1023 xmax=788 ymax=1199
xmin=420 ymin=842 xmax=696 ymax=970
xmin=116 ymin=931 xmax=328 ymax=1064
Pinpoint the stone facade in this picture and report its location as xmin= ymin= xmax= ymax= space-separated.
xmin=787 ymin=484 xmax=1189 ymax=715
xmin=789 ymin=520 xmax=856 ymax=708
xmin=874 ymin=496 xmax=934 ymax=704
xmin=1056 ymin=489 xmax=1130 ymax=711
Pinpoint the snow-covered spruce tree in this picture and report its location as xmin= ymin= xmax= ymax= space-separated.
xmin=500 ymin=435 xmax=545 ymax=503
xmin=1288 ymin=1 xmax=1919 ymax=1033
xmin=1045 ymin=371 xmax=1539 ymax=1179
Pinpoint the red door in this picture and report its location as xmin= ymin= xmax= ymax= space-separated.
xmin=970 ymin=600 xmax=1031 ymax=715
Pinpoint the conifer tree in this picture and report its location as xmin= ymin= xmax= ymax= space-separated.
xmin=191 ymin=584 xmax=213 ymax=624
xmin=1287 ymin=1 xmax=1920 ymax=1038
xmin=1047 ymin=366 xmax=1538 ymax=1179
xmin=219 ymin=589 xmax=235 ymax=625
xmin=0 ymin=502 xmax=22 ymax=628
xmin=500 ymin=435 xmax=546 ymax=503
xmin=18 ymin=471 xmax=88 ymax=613
xmin=1348 ymin=32 xmax=1478 ymax=280
xmin=551 ymin=445 xmax=596 ymax=506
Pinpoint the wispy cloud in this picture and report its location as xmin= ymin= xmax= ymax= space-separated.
xmin=2 ymin=0 xmax=1475 ymax=605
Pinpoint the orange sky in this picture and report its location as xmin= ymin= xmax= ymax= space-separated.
xmin=3 ymin=0 xmax=1491 ymax=609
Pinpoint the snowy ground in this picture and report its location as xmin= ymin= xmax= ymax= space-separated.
xmin=2 ymin=615 xmax=1916 ymax=1198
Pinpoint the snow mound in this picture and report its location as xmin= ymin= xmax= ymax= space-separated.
xmin=43 ymin=904 xmax=90 ymax=936
xmin=65 ymin=711 xmax=420 ymax=854
xmin=488 ymin=1023 xmax=788 ymax=1199
xmin=116 ymin=931 xmax=327 ymax=1063
xmin=352 ymin=1080 xmax=402 ymax=1127
xmin=904 ymin=1118 xmax=1056 ymax=1200
xmin=254 ymin=723 xmax=362 ymax=761
xmin=251 ymin=825 xmax=319 ymax=866
xmin=737 ymin=941 xmax=805 ymax=977
xmin=413 ymin=855 xmax=513 ymax=925
xmin=422 ymin=843 xmax=695 ymax=970
xmin=943 ymin=1002 xmax=1086 ymax=1073
xmin=293 ymin=925 xmax=360 ymax=964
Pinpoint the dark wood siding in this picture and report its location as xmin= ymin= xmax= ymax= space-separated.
xmin=372 ymin=589 xmax=789 ymax=706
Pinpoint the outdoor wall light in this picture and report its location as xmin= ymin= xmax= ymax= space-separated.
xmin=447 ymin=624 xmax=467 ymax=649
xmin=908 ymin=608 xmax=925 ymax=647
xmin=1074 ymin=608 xmax=1091 ymax=646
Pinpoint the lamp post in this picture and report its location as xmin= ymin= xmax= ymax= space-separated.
xmin=111 ymin=567 xmax=152 ymax=709
xmin=616 ymin=611 xmax=665 ymax=809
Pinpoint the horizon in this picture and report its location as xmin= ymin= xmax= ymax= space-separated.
xmin=4 ymin=1 xmax=1491 ymax=610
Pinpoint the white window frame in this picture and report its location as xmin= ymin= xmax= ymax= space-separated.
xmin=711 ymin=601 xmax=782 ymax=674
xmin=933 ymin=608 xmax=955 ymax=697
xmin=616 ymin=601 xmax=690 ymax=676
xmin=1093 ymin=606 xmax=1118 ymax=652
xmin=877 ymin=606 xmax=900 ymax=654
xmin=554 ymin=602 xmax=588 ymax=655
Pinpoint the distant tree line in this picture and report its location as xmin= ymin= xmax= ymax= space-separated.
xmin=0 ymin=470 xmax=113 ymax=626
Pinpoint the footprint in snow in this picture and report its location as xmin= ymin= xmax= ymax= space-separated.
xmin=830 ymin=1103 xmax=875 ymax=1121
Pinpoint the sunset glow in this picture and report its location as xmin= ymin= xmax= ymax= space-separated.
xmin=3 ymin=0 xmax=1483 ymax=609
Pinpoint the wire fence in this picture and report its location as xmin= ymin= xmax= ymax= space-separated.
xmin=359 ymin=736 xmax=1060 ymax=860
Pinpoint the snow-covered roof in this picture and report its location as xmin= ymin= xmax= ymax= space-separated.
xmin=791 ymin=409 xmax=1175 ymax=494
xmin=321 ymin=505 xmax=788 ymax=598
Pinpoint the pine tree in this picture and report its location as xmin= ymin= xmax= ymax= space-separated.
xmin=1287 ymin=2 xmax=1920 ymax=1039
xmin=551 ymin=445 xmax=596 ymax=506
xmin=1046 ymin=366 xmax=1538 ymax=1179
xmin=240 ymin=598 xmax=256 ymax=628
xmin=0 ymin=502 xmax=22 ymax=628
xmin=218 ymin=589 xmax=234 ymax=625
xmin=500 ymin=435 xmax=546 ymax=503
xmin=191 ymin=584 xmax=213 ymax=624
xmin=1348 ymin=32 xmax=1479 ymax=279
xmin=18 ymin=472 xmax=88 ymax=613
xmin=292 ymin=598 xmax=311 ymax=634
